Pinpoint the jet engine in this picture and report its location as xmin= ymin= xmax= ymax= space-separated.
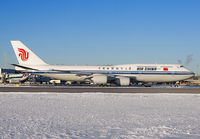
xmin=115 ymin=76 xmax=130 ymax=86
xmin=91 ymin=74 xmax=107 ymax=85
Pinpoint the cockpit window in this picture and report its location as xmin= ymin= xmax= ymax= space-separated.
xmin=180 ymin=65 xmax=184 ymax=68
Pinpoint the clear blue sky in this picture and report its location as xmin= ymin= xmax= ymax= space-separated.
xmin=0 ymin=0 xmax=200 ymax=73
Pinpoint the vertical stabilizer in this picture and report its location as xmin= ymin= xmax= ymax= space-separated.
xmin=11 ymin=41 xmax=47 ymax=65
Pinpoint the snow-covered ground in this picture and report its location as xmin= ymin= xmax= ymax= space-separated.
xmin=0 ymin=93 xmax=200 ymax=139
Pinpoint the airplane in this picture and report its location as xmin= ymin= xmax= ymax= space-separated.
xmin=11 ymin=41 xmax=195 ymax=86
xmin=0 ymin=73 xmax=28 ymax=84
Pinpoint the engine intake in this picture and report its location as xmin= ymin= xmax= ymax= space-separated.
xmin=115 ymin=76 xmax=130 ymax=86
xmin=91 ymin=74 xmax=107 ymax=85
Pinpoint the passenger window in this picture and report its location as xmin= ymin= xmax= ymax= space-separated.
xmin=137 ymin=67 xmax=143 ymax=70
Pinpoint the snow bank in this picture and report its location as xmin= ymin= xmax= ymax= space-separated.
xmin=0 ymin=93 xmax=200 ymax=138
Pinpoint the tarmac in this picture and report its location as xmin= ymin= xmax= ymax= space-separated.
xmin=0 ymin=86 xmax=200 ymax=93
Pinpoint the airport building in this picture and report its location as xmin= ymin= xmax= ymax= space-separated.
xmin=0 ymin=68 xmax=16 ymax=74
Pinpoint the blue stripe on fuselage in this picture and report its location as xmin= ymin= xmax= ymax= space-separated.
xmin=24 ymin=70 xmax=195 ymax=76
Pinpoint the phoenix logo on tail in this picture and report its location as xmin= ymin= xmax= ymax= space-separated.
xmin=18 ymin=48 xmax=29 ymax=61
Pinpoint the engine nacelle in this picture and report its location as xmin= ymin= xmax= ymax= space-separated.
xmin=91 ymin=74 xmax=107 ymax=85
xmin=115 ymin=76 xmax=130 ymax=86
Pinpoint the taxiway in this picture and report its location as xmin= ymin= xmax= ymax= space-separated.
xmin=0 ymin=86 xmax=200 ymax=93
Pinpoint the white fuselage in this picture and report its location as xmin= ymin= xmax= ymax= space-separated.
xmin=16 ymin=64 xmax=194 ymax=83
xmin=11 ymin=41 xmax=195 ymax=84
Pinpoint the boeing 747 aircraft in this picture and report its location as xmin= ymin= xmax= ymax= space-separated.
xmin=11 ymin=41 xmax=194 ymax=86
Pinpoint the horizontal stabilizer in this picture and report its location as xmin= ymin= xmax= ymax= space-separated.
xmin=11 ymin=64 xmax=38 ymax=70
